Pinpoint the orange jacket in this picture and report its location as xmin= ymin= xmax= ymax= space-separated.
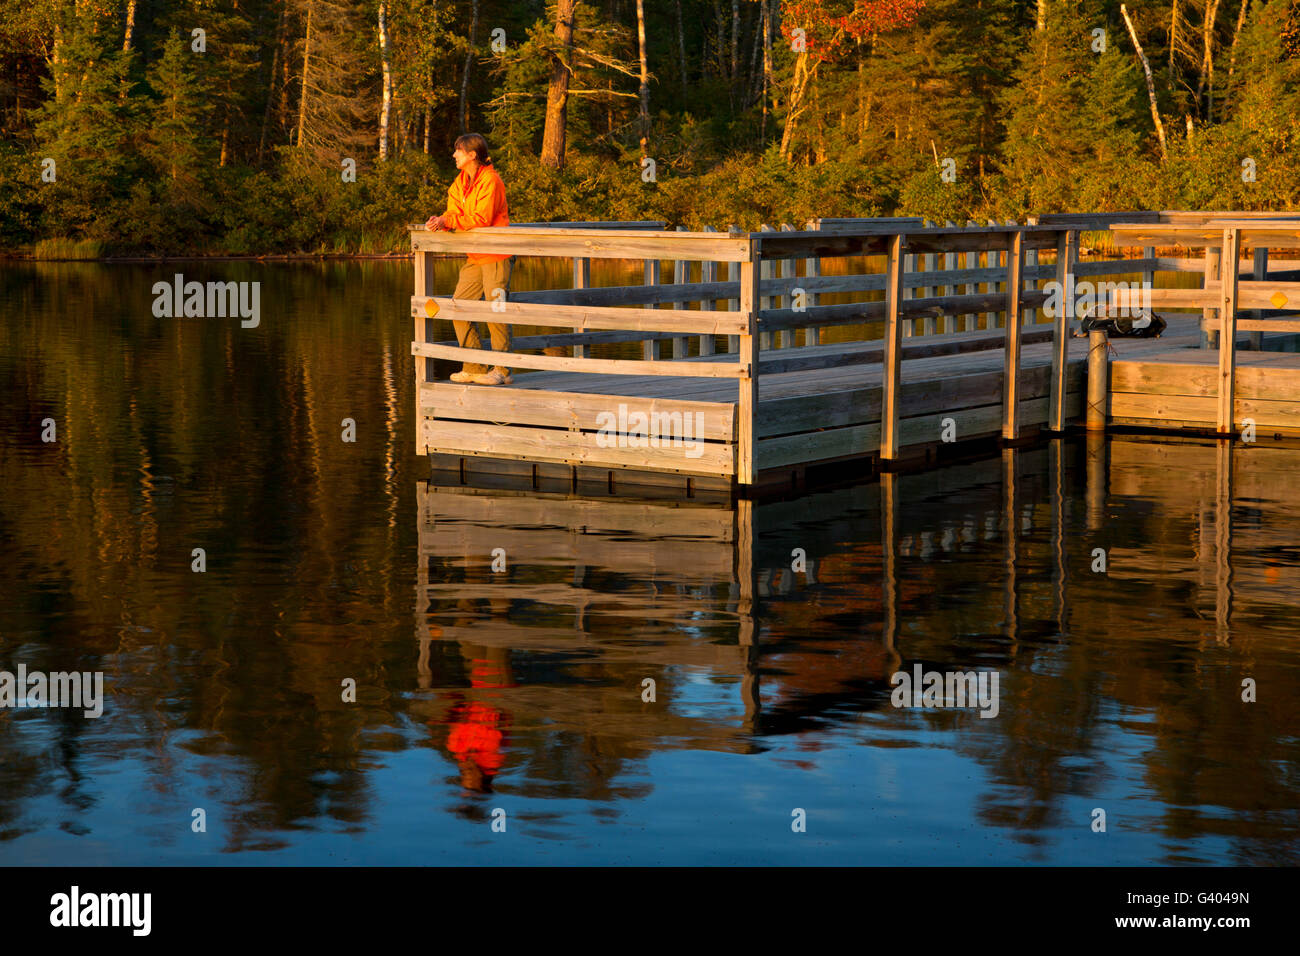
xmin=443 ymin=163 xmax=511 ymax=264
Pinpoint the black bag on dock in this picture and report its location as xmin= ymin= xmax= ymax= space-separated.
xmin=1078 ymin=314 xmax=1166 ymax=338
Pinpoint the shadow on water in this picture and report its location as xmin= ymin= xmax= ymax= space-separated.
xmin=1 ymin=261 xmax=1297 ymax=864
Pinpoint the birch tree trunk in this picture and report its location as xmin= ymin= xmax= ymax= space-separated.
xmin=1195 ymin=0 xmax=1222 ymax=119
xmin=637 ymin=0 xmax=650 ymax=157
xmin=761 ymin=0 xmax=772 ymax=139
xmin=731 ymin=0 xmax=740 ymax=80
xmin=539 ymin=0 xmax=576 ymax=169
xmin=123 ymin=0 xmax=137 ymax=50
xmin=1227 ymin=0 xmax=1250 ymax=84
xmin=780 ymin=50 xmax=812 ymax=161
xmin=378 ymin=1 xmax=392 ymax=160
xmin=258 ymin=2 xmax=288 ymax=163
xmin=1121 ymin=4 xmax=1168 ymax=162
xmin=296 ymin=0 xmax=315 ymax=148
xmin=459 ymin=0 xmax=479 ymax=133
xmin=675 ymin=0 xmax=687 ymax=94
xmin=1168 ymin=0 xmax=1180 ymax=93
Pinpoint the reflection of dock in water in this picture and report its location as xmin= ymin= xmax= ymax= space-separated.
xmin=414 ymin=434 xmax=1274 ymax=771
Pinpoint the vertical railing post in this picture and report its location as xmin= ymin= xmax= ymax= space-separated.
xmin=806 ymin=218 xmax=821 ymax=346
xmin=672 ymin=225 xmax=690 ymax=358
xmin=779 ymin=223 xmax=797 ymax=348
xmin=759 ymin=224 xmax=775 ymax=350
xmin=985 ymin=219 xmax=1001 ymax=329
xmin=1002 ymin=228 xmax=1025 ymax=441
xmin=737 ymin=239 xmax=761 ymax=485
xmin=1141 ymin=243 xmax=1155 ymax=341
xmin=1217 ymin=227 xmax=1241 ymax=435
xmin=1049 ymin=230 xmax=1079 ymax=431
xmin=727 ymin=224 xmax=742 ymax=353
xmin=1202 ymin=244 xmax=1221 ymax=350
xmin=1250 ymin=246 xmax=1268 ymax=350
xmin=880 ymin=233 xmax=906 ymax=461
xmin=922 ymin=243 xmax=937 ymax=336
xmin=1025 ymin=219 xmax=1039 ymax=328
xmin=700 ymin=225 xmax=718 ymax=356
xmin=943 ymin=221 xmax=957 ymax=334
xmin=572 ymin=256 xmax=591 ymax=358
xmin=903 ymin=244 xmax=915 ymax=338
xmin=643 ymin=255 xmax=660 ymax=360
xmin=964 ymin=220 xmax=978 ymax=331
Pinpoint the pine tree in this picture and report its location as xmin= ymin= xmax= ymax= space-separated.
xmin=144 ymin=30 xmax=217 ymax=201
xmin=998 ymin=1 xmax=1150 ymax=212
xmin=29 ymin=13 xmax=146 ymax=237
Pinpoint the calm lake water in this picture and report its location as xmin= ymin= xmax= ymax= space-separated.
xmin=1 ymin=259 xmax=1297 ymax=865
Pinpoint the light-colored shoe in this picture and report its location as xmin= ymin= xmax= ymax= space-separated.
xmin=496 ymin=369 xmax=513 ymax=385
xmin=449 ymin=370 xmax=475 ymax=383
xmin=470 ymin=370 xmax=508 ymax=386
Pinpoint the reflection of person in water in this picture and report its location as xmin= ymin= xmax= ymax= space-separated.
xmin=442 ymin=648 xmax=514 ymax=794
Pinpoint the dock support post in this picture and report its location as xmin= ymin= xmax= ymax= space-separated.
xmin=1002 ymin=229 xmax=1025 ymax=441
xmin=1085 ymin=430 xmax=1106 ymax=532
xmin=1049 ymin=230 xmax=1079 ymax=431
xmin=1217 ymin=227 xmax=1241 ymax=434
xmin=880 ymin=233 xmax=906 ymax=461
xmin=1086 ymin=329 xmax=1109 ymax=431
xmin=737 ymin=242 xmax=761 ymax=485
xmin=1002 ymin=447 xmax=1019 ymax=645
xmin=880 ymin=471 xmax=899 ymax=656
xmin=1214 ymin=440 xmax=1233 ymax=644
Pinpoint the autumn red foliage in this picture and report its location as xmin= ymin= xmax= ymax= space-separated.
xmin=779 ymin=0 xmax=927 ymax=62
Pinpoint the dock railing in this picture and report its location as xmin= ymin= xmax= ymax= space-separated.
xmin=1105 ymin=215 xmax=1300 ymax=434
xmin=411 ymin=211 xmax=1300 ymax=484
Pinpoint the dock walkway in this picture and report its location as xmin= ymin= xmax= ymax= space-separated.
xmin=412 ymin=213 xmax=1300 ymax=492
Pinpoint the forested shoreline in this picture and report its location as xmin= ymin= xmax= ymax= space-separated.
xmin=1 ymin=0 xmax=1299 ymax=257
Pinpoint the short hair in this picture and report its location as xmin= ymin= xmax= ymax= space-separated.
xmin=454 ymin=133 xmax=492 ymax=165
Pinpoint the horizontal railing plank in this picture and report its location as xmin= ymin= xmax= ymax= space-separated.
xmin=412 ymin=228 xmax=753 ymax=261
xmin=757 ymin=290 xmax=1051 ymax=332
xmin=414 ymin=296 xmax=752 ymax=335
xmin=1110 ymin=280 xmax=1300 ymax=311
xmin=412 ymin=341 xmax=747 ymax=378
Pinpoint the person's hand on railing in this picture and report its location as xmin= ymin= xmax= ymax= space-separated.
xmin=425 ymin=214 xmax=447 ymax=232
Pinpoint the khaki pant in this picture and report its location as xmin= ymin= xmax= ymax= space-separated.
xmin=452 ymin=257 xmax=514 ymax=374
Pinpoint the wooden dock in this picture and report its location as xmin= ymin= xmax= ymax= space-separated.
xmin=411 ymin=212 xmax=1300 ymax=492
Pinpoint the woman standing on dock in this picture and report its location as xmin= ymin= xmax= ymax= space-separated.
xmin=426 ymin=133 xmax=514 ymax=386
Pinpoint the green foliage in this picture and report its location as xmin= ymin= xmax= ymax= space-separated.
xmin=5 ymin=0 xmax=1300 ymax=256
xmin=0 ymin=143 xmax=42 ymax=248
